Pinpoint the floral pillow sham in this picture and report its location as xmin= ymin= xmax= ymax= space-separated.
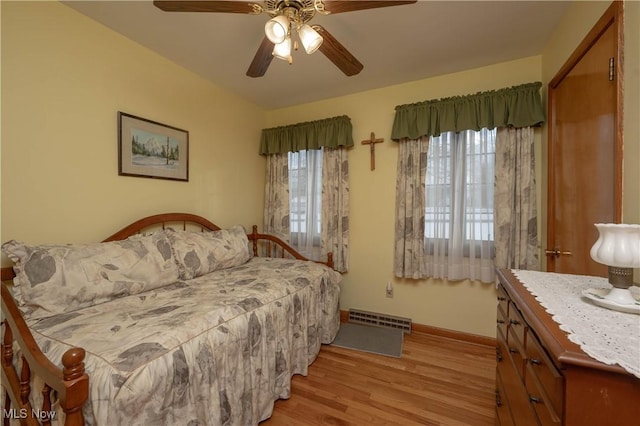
xmin=2 ymin=232 xmax=179 ymax=320
xmin=165 ymin=225 xmax=252 ymax=280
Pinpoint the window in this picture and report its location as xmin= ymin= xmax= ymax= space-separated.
xmin=288 ymin=149 xmax=323 ymax=258
xmin=425 ymin=128 xmax=496 ymax=258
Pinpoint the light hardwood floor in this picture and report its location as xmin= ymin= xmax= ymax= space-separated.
xmin=262 ymin=331 xmax=496 ymax=425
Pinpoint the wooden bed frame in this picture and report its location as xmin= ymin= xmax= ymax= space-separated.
xmin=1 ymin=213 xmax=333 ymax=426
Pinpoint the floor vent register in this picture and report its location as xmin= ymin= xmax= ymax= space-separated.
xmin=348 ymin=309 xmax=412 ymax=334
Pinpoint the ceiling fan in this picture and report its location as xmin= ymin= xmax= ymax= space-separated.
xmin=153 ymin=0 xmax=417 ymax=78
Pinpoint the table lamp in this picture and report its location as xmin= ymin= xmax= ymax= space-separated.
xmin=590 ymin=223 xmax=640 ymax=305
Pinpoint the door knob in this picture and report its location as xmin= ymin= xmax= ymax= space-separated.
xmin=545 ymin=248 xmax=572 ymax=258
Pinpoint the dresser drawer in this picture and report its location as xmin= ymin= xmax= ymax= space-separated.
xmin=508 ymin=302 xmax=526 ymax=347
xmin=525 ymin=364 xmax=562 ymax=425
xmin=497 ymin=337 xmax=539 ymax=426
xmin=526 ymin=331 xmax=564 ymax=418
xmin=497 ymin=300 xmax=508 ymax=339
xmin=507 ymin=304 xmax=527 ymax=379
xmin=497 ymin=284 xmax=510 ymax=315
xmin=496 ymin=368 xmax=515 ymax=426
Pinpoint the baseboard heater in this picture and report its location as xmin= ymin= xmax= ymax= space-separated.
xmin=348 ymin=309 xmax=412 ymax=334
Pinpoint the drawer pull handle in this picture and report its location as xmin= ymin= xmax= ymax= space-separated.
xmin=529 ymin=395 xmax=542 ymax=404
xmin=530 ymin=358 xmax=541 ymax=365
xmin=509 ymin=319 xmax=520 ymax=325
xmin=497 ymin=319 xmax=505 ymax=324
xmin=496 ymin=347 xmax=503 ymax=362
xmin=496 ymin=390 xmax=503 ymax=407
xmin=498 ymin=296 xmax=507 ymax=301
xmin=508 ymin=347 xmax=518 ymax=354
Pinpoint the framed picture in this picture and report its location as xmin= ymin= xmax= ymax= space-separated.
xmin=118 ymin=112 xmax=189 ymax=181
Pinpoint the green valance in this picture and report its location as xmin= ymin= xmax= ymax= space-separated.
xmin=260 ymin=115 xmax=354 ymax=155
xmin=391 ymin=82 xmax=545 ymax=141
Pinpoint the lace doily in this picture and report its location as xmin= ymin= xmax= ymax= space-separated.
xmin=511 ymin=270 xmax=640 ymax=379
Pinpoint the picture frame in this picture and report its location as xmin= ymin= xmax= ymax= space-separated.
xmin=118 ymin=112 xmax=189 ymax=181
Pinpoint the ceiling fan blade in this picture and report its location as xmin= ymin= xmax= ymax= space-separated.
xmin=153 ymin=1 xmax=257 ymax=13
xmin=313 ymin=25 xmax=363 ymax=76
xmin=247 ymin=36 xmax=275 ymax=78
xmin=321 ymin=0 xmax=417 ymax=14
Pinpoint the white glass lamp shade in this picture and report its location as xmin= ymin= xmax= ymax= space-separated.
xmin=297 ymin=24 xmax=323 ymax=54
xmin=589 ymin=223 xmax=640 ymax=306
xmin=265 ymin=15 xmax=290 ymax=44
xmin=590 ymin=223 xmax=640 ymax=268
xmin=272 ymin=37 xmax=292 ymax=61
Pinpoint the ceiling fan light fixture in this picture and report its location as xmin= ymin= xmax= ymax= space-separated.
xmin=265 ymin=15 xmax=290 ymax=44
xmin=155 ymin=0 xmax=419 ymax=78
xmin=297 ymin=24 xmax=323 ymax=54
xmin=272 ymin=36 xmax=292 ymax=62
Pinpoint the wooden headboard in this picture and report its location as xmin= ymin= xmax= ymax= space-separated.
xmin=1 ymin=212 xmax=333 ymax=281
xmin=105 ymin=212 xmax=333 ymax=267
xmin=102 ymin=212 xmax=222 ymax=241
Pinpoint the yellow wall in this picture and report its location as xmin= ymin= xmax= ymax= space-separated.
xmin=266 ymin=56 xmax=544 ymax=337
xmin=1 ymin=1 xmax=266 ymax=246
xmin=2 ymin=1 xmax=637 ymax=338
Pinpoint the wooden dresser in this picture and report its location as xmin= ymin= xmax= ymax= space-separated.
xmin=495 ymin=269 xmax=640 ymax=426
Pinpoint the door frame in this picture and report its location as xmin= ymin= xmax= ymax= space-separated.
xmin=546 ymin=0 xmax=624 ymax=260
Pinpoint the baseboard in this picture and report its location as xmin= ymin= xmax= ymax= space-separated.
xmin=339 ymin=309 xmax=496 ymax=348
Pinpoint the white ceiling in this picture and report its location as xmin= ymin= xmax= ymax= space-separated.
xmin=63 ymin=0 xmax=571 ymax=110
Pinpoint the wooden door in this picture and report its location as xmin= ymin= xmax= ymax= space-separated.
xmin=546 ymin=2 xmax=623 ymax=276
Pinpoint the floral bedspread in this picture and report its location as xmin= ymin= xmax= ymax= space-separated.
xmin=24 ymin=257 xmax=341 ymax=425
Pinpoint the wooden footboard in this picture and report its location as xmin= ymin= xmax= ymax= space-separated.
xmin=2 ymin=281 xmax=89 ymax=426
xmin=1 ymin=212 xmax=332 ymax=425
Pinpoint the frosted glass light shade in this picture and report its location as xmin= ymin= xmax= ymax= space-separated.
xmin=590 ymin=223 xmax=640 ymax=268
xmin=265 ymin=15 xmax=289 ymax=44
xmin=272 ymin=37 xmax=292 ymax=61
xmin=298 ymin=24 xmax=323 ymax=54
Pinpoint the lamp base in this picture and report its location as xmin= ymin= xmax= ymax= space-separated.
xmin=603 ymin=287 xmax=638 ymax=306
xmin=606 ymin=266 xmax=636 ymax=305
xmin=608 ymin=266 xmax=634 ymax=289
xmin=582 ymin=287 xmax=640 ymax=314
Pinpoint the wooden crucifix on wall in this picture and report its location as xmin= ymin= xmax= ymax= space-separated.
xmin=361 ymin=132 xmax=384 ymax=171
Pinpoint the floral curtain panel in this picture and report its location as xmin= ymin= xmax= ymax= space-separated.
xmin=494 ymin=127 xmax=539 ymax=271
xmin=322 ymin=147 xmax=349 ymax=272
xmin=393 ymin=137 xmax=429 ymax=279
xmin=263 ymin=153 xmax=290 ymax=242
